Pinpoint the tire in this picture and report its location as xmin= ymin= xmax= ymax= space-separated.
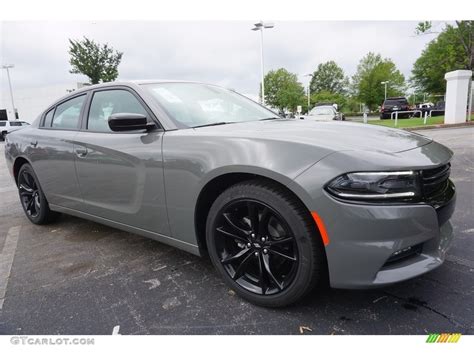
xmin=206 ymin=179 xmax=326 ymax=307
xmin=17 ymin=163 xmax=59 ymax=225
xmin=1 ymin=131 xmax=6 ymax=141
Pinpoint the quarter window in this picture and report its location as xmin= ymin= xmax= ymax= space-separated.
xmin=87 ymin=90 xmax=148 ymax=132
xmin=43 ymin=109 xmax=55 ymax=127
xmin=51 ymin=95 xmax=85 ymax=129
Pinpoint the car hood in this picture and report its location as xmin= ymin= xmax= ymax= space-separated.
xmin=192 ymin=119 xmax=433 ymax=154
xmin=299 ymin=115 xmax=334 ymax=121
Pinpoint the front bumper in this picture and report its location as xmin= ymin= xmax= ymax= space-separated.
xmin=292 ymin=144 xmax=456 ymax=289
xmin=319 ymin=192 xmax=455 ymax=289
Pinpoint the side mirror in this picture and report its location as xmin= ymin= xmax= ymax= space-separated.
xmin=108 ymin=113 xmax=149 ymax=132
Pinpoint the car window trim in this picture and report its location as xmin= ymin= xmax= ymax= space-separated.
xmin=80 ymin=86 xmax=164 ymax=134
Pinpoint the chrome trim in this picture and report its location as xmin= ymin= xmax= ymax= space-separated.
xmin=350 ymin=171 xmax=414 ymax=176
xmin=336 ymin=191 xmax=416 ymax=199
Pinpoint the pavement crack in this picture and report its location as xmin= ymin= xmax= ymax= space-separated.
xmin=382 ymin=291 xmax=467 ymax=330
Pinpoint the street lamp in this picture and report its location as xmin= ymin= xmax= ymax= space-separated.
xmin=380 ymin=81 xmax=389 ymax=100
xmin=304 ymin=73 xmax=313 ymax=112
xmin=1 ymin=64 xmax=18 ymax=120
xmin=251 ymin=21 xmax=274 ymax=105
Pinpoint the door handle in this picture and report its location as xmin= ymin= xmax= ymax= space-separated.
xmin=75 ymin=147 xmax=88 ymax=157
xmin=30 ymin=141 xmax=38 ymax=147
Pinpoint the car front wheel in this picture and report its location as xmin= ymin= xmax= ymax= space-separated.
xmin=206 ymin=179 xmax=326 ymax=307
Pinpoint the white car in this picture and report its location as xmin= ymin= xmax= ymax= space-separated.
xmin=0 ymin=120 xmax=30 ymax=141
xmin=300 ymin=105 xmax=345 ymax=121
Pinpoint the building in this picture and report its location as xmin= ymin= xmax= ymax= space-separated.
xmin=0 ymin=83 xmax=88 ymax=123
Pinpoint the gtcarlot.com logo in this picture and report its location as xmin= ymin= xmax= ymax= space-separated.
xmin=426 ymin=333 xmax=461 ymax=343
xmin=10 ymin=336 xmax=95 ymax=346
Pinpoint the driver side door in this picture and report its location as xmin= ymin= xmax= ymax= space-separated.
xmin=73 ymin=87 xmax=170 ymax=236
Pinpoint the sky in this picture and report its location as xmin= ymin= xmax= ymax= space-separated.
xmin=0 ymin=21 xmax=442 ymax=96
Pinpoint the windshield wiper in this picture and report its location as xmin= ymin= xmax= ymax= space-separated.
xmin=192 ymin=122 xmax=229 ymax=128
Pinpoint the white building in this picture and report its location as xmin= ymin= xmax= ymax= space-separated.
xmin=0 ymin=83 xmax=87 ymax=123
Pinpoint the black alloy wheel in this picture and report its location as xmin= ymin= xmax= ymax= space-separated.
xmin=214 ymin=199 xmax=298 ymax=296
xmin=18 ymin=168 xmax=41 ymax=218
xmin=17 ymin=163 xmax=59 ymax=225
xmin=206 ymin=179 xmax=326 ymax=307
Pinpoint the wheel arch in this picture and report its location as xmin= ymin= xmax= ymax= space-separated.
xmin=12 ymin=156 xmax=32 ymax=185
xmin=193 ymin=168 xmax=320 ymax=255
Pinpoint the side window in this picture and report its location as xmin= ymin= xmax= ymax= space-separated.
xmin=43 ymin=109 xmax=55 ymax=127
xmin=0 ymin=122 xmax=6 ymax=127
xmin=51 ymin=95 xmax=85 ymax=129
xmin=88 ymin=90 xmax=148 ymax=132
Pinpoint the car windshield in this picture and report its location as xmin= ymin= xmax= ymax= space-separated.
xmin=142 ymin=83 xmax=277 ymax=128
xmin=309 ymin=107 xmax=334 ymax=115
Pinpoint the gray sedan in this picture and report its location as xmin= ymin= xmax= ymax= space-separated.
xmin=4 ymin=81 xmax=456 ymax=307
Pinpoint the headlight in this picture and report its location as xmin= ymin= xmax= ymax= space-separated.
xmin=325 ymin=171 xmax=421 ymax=201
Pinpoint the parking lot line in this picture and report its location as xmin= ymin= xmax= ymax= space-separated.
xmin=0 ymin=226 xmax=21 ymax=310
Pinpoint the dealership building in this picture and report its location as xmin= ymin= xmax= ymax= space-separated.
xmin=0 ymin=82 xmax=87 ymax=123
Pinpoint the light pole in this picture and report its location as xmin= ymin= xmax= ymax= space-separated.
xmin=305 ymin=73 xmax=313 ymax=112
xmin=380 ymin=81 xmax=389 ymax=100
xmin=251 ymin=21 xmax=274 ymax=105
xmin=1 ymin=64 xmax=17 ymax=120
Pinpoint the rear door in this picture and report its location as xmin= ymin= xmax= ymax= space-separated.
xmin=73 ymin=87 xmax=170 ymax=236
xmin=32 ymin=94 xmax=86 ymax=210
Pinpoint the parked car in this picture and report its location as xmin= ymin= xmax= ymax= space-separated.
xmin=0 ymin=120 xmax=30 ymax=141
xmin=301 ymin=105 xmax=345 ymax=121
xmin=380 ymin=97 xmax=410 ymax=119
xmin=430 ymin=101 xmax=446 ymax=117
xmin=4 ymin=81 xmax=456 ymax=307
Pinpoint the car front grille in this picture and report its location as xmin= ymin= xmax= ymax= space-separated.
xmin=422 ymin=163 xmax=451 ymax=196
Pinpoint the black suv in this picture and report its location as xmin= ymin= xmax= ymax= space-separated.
xmin=380 ymin=97 xmax=410 ymax=119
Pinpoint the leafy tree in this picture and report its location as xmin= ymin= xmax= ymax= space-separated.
xmin=263 ymin=68 xmax=305 ymax=111
xmin=310 ymin=91 xmax=347 ymax=110
xmin=309 ymin=61 xmax=348 ymax=94
xmin=68 ymin=37 xmax=123 ymax=84
xmin=352 ymin=52 xmax=405 ymax=110
xmin=411 ymin=21 xmax=473 ymax=94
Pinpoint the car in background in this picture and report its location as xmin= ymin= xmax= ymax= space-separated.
xmin=301 ymin=105 xmax=345 ymax=121
xmin=430 ymin=101 xmax=446 ymax=117
xmin=0 ymin=120 xmax=30 ymax=141
xmin=380 ymin=97 xmax=410 ymax=119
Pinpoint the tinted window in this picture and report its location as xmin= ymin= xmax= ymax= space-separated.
xmin=10 ymin=121 xmax=22 ymax=126
xmin=43 ymin=109 xmax=55 ymax=127
xmin=0 ymin=122 xmax=6 ymax=127
xmin=385 ymin=99 xmax=408 ymax=105
xmin=88 ymin=90 xmax=148 ymax=132
xmin=51 ymin=95 xmax=85 ymax=129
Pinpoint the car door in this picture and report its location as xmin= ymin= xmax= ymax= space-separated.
xmin=73 ymin=87 xmax=170 ymax=236
xmin=32 ymin=94 xmax=86 ymax=210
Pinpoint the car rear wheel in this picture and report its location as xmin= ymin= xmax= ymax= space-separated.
xmin=18 ymin=163 xmax=59 ymax=225
xmin=206 ymin=179 xmax=326 ymax=307
xmin=1 ymin=131 xmax=6 ymax=141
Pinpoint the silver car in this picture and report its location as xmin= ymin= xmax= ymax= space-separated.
xmin=4 ymin=81 xmax=456 ymax=307
xmin=301 ymin=105 xmax=344 ymax=121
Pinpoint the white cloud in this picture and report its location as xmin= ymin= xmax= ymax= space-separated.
xmin=1 ymin=21 xmax=439 ymax=96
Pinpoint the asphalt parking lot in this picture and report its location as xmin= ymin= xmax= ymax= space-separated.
xmin=0 ymin=126 xmax=473 ymax=335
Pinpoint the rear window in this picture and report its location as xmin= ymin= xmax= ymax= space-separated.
xmin=385 ymin=99 xmax=408 ymax=105
xmin=0 ymin=122 xmax=6 ymax=127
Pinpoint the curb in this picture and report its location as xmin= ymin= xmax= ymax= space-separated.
xmin=403 ymin=121 xmax=474 ymax=131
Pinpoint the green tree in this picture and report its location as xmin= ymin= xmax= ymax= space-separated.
xmin=411 ymin=21 xmax=473 ymax=94
xmin=352 ymin=52 xmax=405 ymax=110
xmin=68 ymin=37 xmax=123 ymax=84
xmin=309 ymin=61 xmax=348 ymax=94
xmin=263 ymin=68 xmax=305 ymax=111
xmin=310 ymin=91 xmax=347 ymax=110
